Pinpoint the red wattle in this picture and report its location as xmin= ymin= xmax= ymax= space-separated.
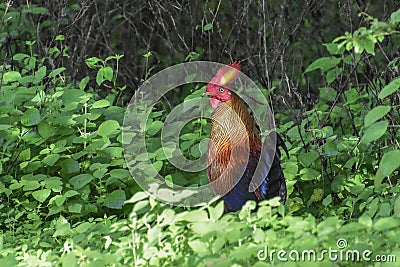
xmin=210 ymin=98 xmax=221 ymax=109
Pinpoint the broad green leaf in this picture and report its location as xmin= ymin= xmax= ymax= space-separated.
xmin=21 ymin=108 xmax=40 ymax=126
xmin=203 ymin=23 xmax=213 ymax=31
xmin=360 ymin=120 xmax=388 ymax=144
xmin=373 ymin=217 xmax=400 ymax=231
xmin=378 ymin=77 xmax=400 ymax=99
xmin=377 ymin=150 xmax=400 ymax=177
xmin=60 ymin=159 xmax=80 ymax=175
xmin=188 ymin=240 xmax=208 ymax=255
xmin=323 ymin=43 xmax=345 ymax=55
xmin=320 ymin=87 xmax=337 ymax=101
xmin=32 ymin=189 xmax=51 ymax=202
xmin=92 ymin=99 xmax=110 ymax=109
xmin=23 ymin=180 xmax=40 ymax=191
xmin=298 ymin=151 xmax=319 ymax=167
xmin=390 ymin=9 xmax=400 ymax=23
xmin=18 ymin=148 xmax=31 ymax=161
xmin=305 ymin=57 xmax=341 ymax=73
xmin=322 ymin=194 xmax=332 ymax=206
xmin=3 ymin=71 xmax=21 ymax=83
xmin=54 ymin=216 xmax=72 ymax=237
xmin=42 ymin=154 xmax=60 ymax=166
xmin=96 ymin=68 xmax=105 ymax=85
xmin=394 ymin=196 xmax=400 ymax=218
xmin=102 ymin=66 xmax=114 ymax=81
xmin=68 ymin=203 xmax=82 ymax=213
xmin=65 ymin=190 xmax=79 ymax=198
xmin=146 ymin=121 xmax=163 ymax=136
xmin=13 ymin=53 xmax=29 ymax=61
xmin=299 ymin=168 xmax=320 ymax=181
xmin=109 ymin=169 xmax=130 ymax=179
xmin=281 ymin=161 xmax=298 ymax=180
xmin=48 ymin=67 xmax=66 ymax=78
xmin=69 ymin=174 xmax=93 ymax=190
xmin=38 ymin=122 xmax=55 ymax=139
xmin=358 ymin=214 xmax=372 ymax=227
xmin=85 ymin=57 xmax=102 ymax=68
xmin=34 ymin=66 xmax=47 ymax=83
xmin=30 ymin=6 xmax=50 ymax=15
xmin=79 ymin=76 xmax=89 ymax=90
xmin=0 ymin=125 xmax=11 ymax=131
xmin=364 ymin=106 xmax=391 ymax=127
xmin=98 ymin=120 xmax=120 ymax=137
xmin=44 ymin=177 xmax=63 ymax=192
xmin=125 ymin=191 xmax=148 ymax=203
xmin=0 ymin=255 xmax=18 ymax=267
xmin=183 ymin=209 xmax=208 ymax=222
xmin=104 ymin=190 xmax=126 ymax=209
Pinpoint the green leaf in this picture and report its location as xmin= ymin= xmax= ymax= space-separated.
xmin=126 ymin=191 xmax=148 ymax=203
xmin=69 ymin=174 xmax=93 ymax=190
xmin=360 ymin=120 xmax=388 ymax=144
xmin=42 ymin=154 xmax=60 ymax=166
xmin=98 ymin=120 xmax=121 ymax=137
xmin=298 ymin=151 xmax=319 ymax=167
xmin=85 ymin=57 xmax=102 ymax=68
xmin=305 ymin=57 xmax=341 ymax=73
xmin=188 ymin=240 xmax=209 ymax=256
xmin=60 ymin=159 xmax=80 ymax=176
xmin=378 ymin=77 xmax=400 ymax=99
xmin=0 ymin=125 xmax=12 ymax=131
xmin=48 ymin=67 xmax=66 ymax=78
xmin=38 ymin=122 xmax=55 ymax=139
xmin=3 ymin=71 xmax=21 ymax=83
xmin=390 ymin=9 xmax=400 ymax=23
xmin=364 ymin=106 xmax=391 ymax=127
xmin=203 ymin=23 xmax=213 ymax=31
xmin=373 ymin=217 xmax=400 ymax=231
xmin=0 ymin=255 xmax=18 ymax=267
xmin=92 ymin=99 xmax=110 ymax=109
xmin=394 ymin=196 xmax=400 ymax=218
xmin=13 ymin=53 xmax=29 ymax=61
xmin=21 ymin=108 xmax=41 ymax=126
xmin=322 ymin=194 xmax=332 ymax=206
xmin=23 ymin=180 xmax=40 ymax=191
xmin=299 ymin=168 xmax=320 ymax=181
xmin=30 ymin=6 xmax=50 ymax=15
xmin=32 ymin=189 xmax=51 ymax=202
xmin=68 ymin=203 xmax=82 ymax=213
xmin=377 ymin=150 xmax=400 ymax=177
xmin=104 ymin=190 xmax=126 ymax=209
xmin=102 ymin=66 xmax=114 ymax=81
xmin=323 ymin=43 xmax=345 ymax=55
xmin=79 ymin=76 xmax=89 ymax=90
xmin=183 ymin=209 xmax=208 ymax=222
xmin=55 ymin=35 xmax=65 ymax=41
xmin=44 ymin=177 xmax=63 ymax=192
xmin=362 ymin=36 xmax=376 ymax=55
xmin=147 ymin=121 xmax=163 ymax=136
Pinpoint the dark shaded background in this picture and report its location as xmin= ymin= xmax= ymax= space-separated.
xmin=2 ymin=0 xmax=399 ymax=110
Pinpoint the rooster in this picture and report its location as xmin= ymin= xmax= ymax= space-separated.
xmin=203 ymin=62 xmax=288 ymax=212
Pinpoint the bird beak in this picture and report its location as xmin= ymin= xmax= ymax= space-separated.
xmin=202 ymin=92 xmax=213 ymax=97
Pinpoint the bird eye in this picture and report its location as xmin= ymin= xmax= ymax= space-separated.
xmin=219 ymin=88 xmax=225 ymax=92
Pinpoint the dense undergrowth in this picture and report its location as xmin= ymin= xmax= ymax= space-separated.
xmin=0 ymin=2 xmax=400 ymax=267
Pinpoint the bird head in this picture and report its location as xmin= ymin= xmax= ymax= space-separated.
xmin=203 ymin=62 xmax=240 ymax=108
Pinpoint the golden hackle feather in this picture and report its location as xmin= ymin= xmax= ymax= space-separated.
xmin=207 ymin=93 xmax=262 ymax=196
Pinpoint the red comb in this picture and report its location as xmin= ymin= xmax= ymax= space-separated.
xmin=214 ymin=62 xmax=241 ymax=86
